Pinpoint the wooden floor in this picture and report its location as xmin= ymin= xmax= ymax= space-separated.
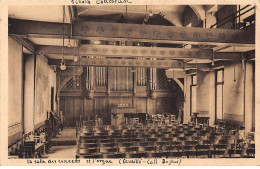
xmin=42 ymin=145 xmax=77 ymax=158
xmin=51 ymin=127 xmax=77 ymax=145
xmin=41 ymin=127 xmax=77 ymax=158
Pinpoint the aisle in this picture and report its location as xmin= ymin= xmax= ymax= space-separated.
xmin=42 ymin=127 xmax=78 ymax=158
xmin=43 ymin=145 xmax=77 ymax=158
xmin=51 ymin=127 xmax=77 ymax=145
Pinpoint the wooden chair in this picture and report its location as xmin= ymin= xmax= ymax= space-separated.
xmin=228 ymin=149 xmax=247 ymax=157
xmin=79 ymin=143 xmax=99 ymax=148
xmin=125 ymin=152 xmax=148 ymax=158
xmin=119 ymin=146 xmax=139 ymax=153
xmin=185 ymin=150 xmax=196 ymax=158
xmin=118 ymin=142 xmax=135 ymax=147
xmin=102 ymin=153 xmax=124 ymax=158
xmin=169 ymin=151 xmax=185 ymax=158
xmin=98 ymin=139 xmax=113 ymax=143
xmin=150 ymin=152 xmax=171 ymax=158
xmin=139 ymin=146 xmax=158 ymax=153
xmin=80 ymin=139 xmax=97 ymax=143
xmin=164 ymin=145 xmax=179 ymax=152
xmin=79 ymin=148 xmax=99 ymax=155
xmin=151 ymin=115 xmax=158 ymax=125
xmin=196 ymin=144 xmax=212 ymax=151
xmin=99 ymin=143 xmax=118 ymax=148
xmin=210 ymin=150 xmax=228 ymax=158
xmin=99 ymin=147 xmax=118 ymax=153
xmin=133 ymin=118 xmax=140 ymax=125
xmin=170 ymin=115 xmax=176 ymax=124
xmin=79 ymin=154 xmax=102 ymax=158
xmin=195 ymin=150 xmax=209 ymax=158
xmin=246 ymin=148 xmax=255 ymax=157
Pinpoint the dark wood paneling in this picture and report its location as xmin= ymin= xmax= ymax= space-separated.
xmin=84 ymin=99 xmax=94 ymax=120
xmin=34 ymin=121 xmax=45 ymax=130
xmin=135 ymin=98 xmax=147 ymax=113
xmin=217 ymin=5 xmax=237 ymax=29
xmin=8 ymin=131 xmax=23 ymax=147
xmin=156 ymin=97 xmax=177 ymax=115
xmin=75 ymin=98 xmax=83 ymax=122
xmin=64 ymin=97 xmax=75 ymax=126
xmin=147 ymin=99 xmax=156 ymax=115
xmin=95 ymin=98 xmax=109 ymax=124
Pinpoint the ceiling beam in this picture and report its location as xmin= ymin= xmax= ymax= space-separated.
xmin=48 ymin=58 xmax=210 ymax=70
xmin=9 ymin=35 xmax=35 ymax=54
xmin=37 ymin=45 xmax=245 ymax=60
xmin=37 ymin=44 xmax=212 ymax=59
xmin=185 ymin=69 xmax=197 ymax=74
xmin=9 ymin=18 xmax=254 ymax=47
xmin=68 ymin=6 xmax=74 ymax=24
xmin=243 ymin=50 xmax=255 ymax=60
xmin=211 ymin=61 xmax=234 ymax=69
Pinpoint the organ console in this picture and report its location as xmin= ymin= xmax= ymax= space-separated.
xmin=111 ymin=107 xmax=136 ymax=125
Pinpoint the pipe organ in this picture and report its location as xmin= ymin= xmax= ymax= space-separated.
xmin=137 ymin=58 xmax=147 ymax=86
xmin=85 ymin=56 xmax=94 ymax=91
xmin=95 ymin=56 xmax=106 ymax=87
xmin=111 ymin=67 xmax=133 ymax=91
xmin=149 ymin=58 xmax=157 ymax=91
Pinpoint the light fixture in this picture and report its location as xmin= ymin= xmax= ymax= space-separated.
xmin=60 ymin=5 xmax=66 ymax=71
xmin=143 ymin=5 xmax=149 ymax=23
xmin=158 ymin=12 xmax=164 ymax=17
xmin=73 ymin=56 xmax=78 ymax=62
xmin=196 ymin=59 xmax=198 ymax=88
xmin=60 ymin=62 xmax=66 ymax=70
xmin=131 ymin=67 xmax=136 ymax=73
xmin=67 ymin=38 xmax=72 ymax=48
xmin=233 ymin=46 xmax=236 ymax=82
xmin=93 ymin=40 xmax=101 ymax=45
xmin=148 ymin=10 xmax=153 ymax=17
xmin=77 ymin=42 xmax=81 ymax=72
xmin=211 ymin=51 xmax=215 ymax=66
xmin=73 ymin=38 xmax=78 ymax=62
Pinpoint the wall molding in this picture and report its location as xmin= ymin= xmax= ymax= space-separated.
xmin=8 ymin=122 xmax=23 ymax=136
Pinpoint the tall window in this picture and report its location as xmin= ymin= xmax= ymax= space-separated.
xmin=252 ymin=62 xmax=255 ymax=131
xmin=190 ymin=74 xmax=197 ymax=116
xmin=215 ymin=69 xmax=224 ymax=122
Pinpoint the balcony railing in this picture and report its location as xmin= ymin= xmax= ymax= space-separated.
xmin=210 ymin=5 xmax=255 ymax=29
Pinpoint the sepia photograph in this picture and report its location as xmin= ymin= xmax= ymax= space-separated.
xmin=0 ymin=0 xmax=259 ymax=166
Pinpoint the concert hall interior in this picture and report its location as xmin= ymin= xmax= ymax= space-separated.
xmin=7 ymin=4 xmax=255 ymax=159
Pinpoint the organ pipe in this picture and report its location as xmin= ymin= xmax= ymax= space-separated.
xmin=149 ymin=58 xmax=157 ymax=90
xmin=86 ymin=56 xmax=94 ymax=90
xmin=126 ymin=67 xmax=129 ymax=90
xmin=114 ymin=67 xmax=117 ymax=90
xmin=137 ymin=57 xmax=147 ymax=86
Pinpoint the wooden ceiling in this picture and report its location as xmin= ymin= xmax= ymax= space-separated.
xmin=8 ymin=5 xmax=255 ymax=70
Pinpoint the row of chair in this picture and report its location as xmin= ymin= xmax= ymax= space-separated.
xmin=76 ymin=121 xmax=255 ymax=158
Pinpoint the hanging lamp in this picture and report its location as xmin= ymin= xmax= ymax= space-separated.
xmin=60 ymin=5 xmax=66 ymax=71
xmin=233 ymin=46 xmax=236 ymax=82
xmin=211 ymin=50 xmax=215 ymax=66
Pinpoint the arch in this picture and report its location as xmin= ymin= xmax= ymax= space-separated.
xmin=189 ymin=5 xmax=205 ymax=21
xmin=163 ymin=13 xmax=182 ymax=26
xmin=165 ymin=69 xmax=184 ymax=91
xmin=173 ymin=78 xmax=184 ymax=91
xmin=58 ymin=75 xmax=73 ymax=95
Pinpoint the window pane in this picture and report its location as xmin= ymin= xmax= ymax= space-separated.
xmin=216 ymin=85 xmax=223 ymax=120
xmin=191 ymin=86 xmax=197 ymax=113
xmin=217 ymin=70 xmax=223 ymax=83
xmin=192 ymin=75 xmax=197 ymax=85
